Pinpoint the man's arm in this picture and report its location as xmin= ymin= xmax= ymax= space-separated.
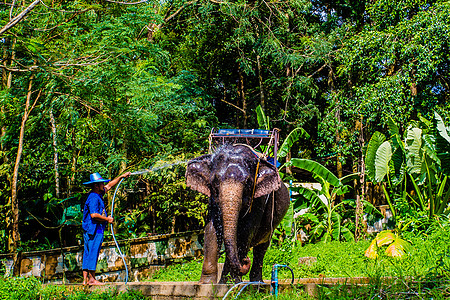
xmin=90 ymin=213 xmax=113 ymax=224
xmin=104 ymin=172 xmax=131 ymax=192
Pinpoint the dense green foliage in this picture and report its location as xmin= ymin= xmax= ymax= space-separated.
xmin=1 ymin=273 xmax=448 ymax=299
xmin=149 ymin=222 xmax=450 ymax=281
xmin=143 ymin=223 xmax=450 ymax=298
xmin=1 ymin=0 xmax=450 ymax=254
xmin=0 ymin=276 xmax=146 ymax=300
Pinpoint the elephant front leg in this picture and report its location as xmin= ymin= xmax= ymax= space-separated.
xmin=249 ymin=241 xmax=270 ymax=282
xmin=200 ymin=220 xmax=220 ymax=284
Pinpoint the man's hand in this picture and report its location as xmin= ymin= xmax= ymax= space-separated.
xmin=105 ymin=172 xmax=131 ymax=192
xmin=91 ymin=213 xmax=114 ymax=224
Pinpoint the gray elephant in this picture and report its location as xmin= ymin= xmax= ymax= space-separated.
xmin=186 ymin=144 xmax=290 ymax=283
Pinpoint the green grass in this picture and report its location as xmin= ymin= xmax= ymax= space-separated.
xmin=0 ymin=277 xmax=147 ymax=300
xmin=2 ymin=226 xmax=449 ymax=299
xmin=148 ymin=225 xmax=450 ymax=282
xmin=144 ymin=225 xmax=450 ymax=298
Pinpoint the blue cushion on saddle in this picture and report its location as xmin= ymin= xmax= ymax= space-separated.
xmin=268 ymin=157 xmax=281 ymax=168
xmin=217 ymin=129 xmax=270 ymax=135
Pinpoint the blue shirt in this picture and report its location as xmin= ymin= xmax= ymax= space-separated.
xmin=82 ymin=192 xmax=106 ymax=235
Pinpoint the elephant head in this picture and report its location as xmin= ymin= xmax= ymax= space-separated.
xmin=186 ymin=144 xmax=282 ymax=279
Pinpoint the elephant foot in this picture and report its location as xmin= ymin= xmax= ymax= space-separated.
xmin=199 ymin=275 xmax=217 ymax=284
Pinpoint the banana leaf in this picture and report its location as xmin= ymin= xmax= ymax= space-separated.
xmin=340 ymin=226 xmax=355 ymax=242
xmin=256 ymin=105 xmax=270 ymax=130
xmin=298 ymin=212 xmax=320 ymax=224
xmin=331 ymin=211 xmax=341 ymax=241
xmin=287 ymin=158 xmax=341 ymax=187
xmin=278 ymin=202 xmax=295 ymax=236
xmin=291 ymin=185 xmax=323 ymax=211
xmin=422 ymin=134 xmax=439 ymax=163
xmin=340 ymin=173 xmax=360 ymax=184
xmin=387 ymin=115 xmax=399 ymax=137
xmin=278 ymin=127 xmax=310 ymax=159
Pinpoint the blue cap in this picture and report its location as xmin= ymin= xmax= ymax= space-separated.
xmin=83 ymin=172 xmax=110 ymax=185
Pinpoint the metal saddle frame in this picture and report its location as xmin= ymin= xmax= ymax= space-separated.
xmin=208 ymin=128 xmax=280 ymax=168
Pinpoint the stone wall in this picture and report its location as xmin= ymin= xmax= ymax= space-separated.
xmin=0 ymin=230 xmax=204 ymax=283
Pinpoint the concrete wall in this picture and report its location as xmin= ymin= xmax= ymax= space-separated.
xmin=0 ymin=230 xmax=204 ymax=283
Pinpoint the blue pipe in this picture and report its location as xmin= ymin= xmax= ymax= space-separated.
xmin=271 ymin=264 xmax=295 ymax=297
xmin=222 ymin=281 xmax=264 ymax=300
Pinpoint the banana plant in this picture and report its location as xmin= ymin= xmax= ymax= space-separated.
xmin=285 ymin=158 xmax=371 ymax=242
xmin=256 ymin=105 xmax=310 ymax=160
xmin=256 ymin=105 xmax=270 ymax=130
xmin=365 ymin=112 xmax=450 ymax=219
xmin=256 ymin=105 xmax=310 ymax=244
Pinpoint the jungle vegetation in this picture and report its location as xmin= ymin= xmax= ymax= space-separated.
xmin=1 ymin=0 xmax=450 ymax=262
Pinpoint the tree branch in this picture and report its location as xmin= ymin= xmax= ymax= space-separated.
xmin=221 ymin=99 xmax=245 ymax=113
xmin=38 ymin=0 xmax=91 ymax=14
xmin=0 ymin=0 xmax=41 ymax=36
xmin=103 ymin=0 xmax=150 ymax=4
xmin=165 ymin=1 xmax=196 ymax=22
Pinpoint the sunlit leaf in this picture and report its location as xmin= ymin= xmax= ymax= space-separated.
xmin=385 ymin=239 xmax=410 ymax=258
xmin=364 ymin=240 xmax=378 ymax=259
xmin=375 ymin=141 xmax=392 ymax=183
xmin=375 ymin=230 xmax=396 ymax=247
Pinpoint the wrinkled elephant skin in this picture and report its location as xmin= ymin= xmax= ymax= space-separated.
xmin=186 ymin=144 xmax=290 ymax=283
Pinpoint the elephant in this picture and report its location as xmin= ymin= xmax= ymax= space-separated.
xmin=185 ymin=143 xmax=290 ymax=283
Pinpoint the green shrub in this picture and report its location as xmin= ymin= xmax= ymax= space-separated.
xmin=0 ymin=277 xmax=147 ymax=300
xmin=0 ymin=277 xmax=41 ymax=300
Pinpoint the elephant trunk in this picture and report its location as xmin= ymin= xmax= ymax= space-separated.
xmin=219 ymin=180 xmax=248 ymax=275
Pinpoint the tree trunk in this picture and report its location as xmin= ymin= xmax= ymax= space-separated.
xmin=50 ymin=107 xmax=60 ymax=198
xmin=3 ymin=38 xmax=15 ymax=253
xmin=354 ymin=117 xmax=365 ymax=241
xmin=9 ymin=74 xmax=41 ymax=252
xmin=68 ymin=128 xmax=81 ymax=195
xmin=335 ymin=108 xmax=342 ymax=179
xmin=1 ymin=38 xmax=14 ymax=165
xmin=335 ymin=101 xmax=343 ymax=204
xmin=238 ymin=68 xmax=247 ymax=128
xmin=171 ymin=215 xmax=176 ymax=234
xmin=257 ymin=54 xmax=265 ymax=113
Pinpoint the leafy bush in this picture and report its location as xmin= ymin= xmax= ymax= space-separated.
xmin=0 ymin=277 xmax=40 ymax=300
xmin=0 ymin=277 xmax=146 ymax=300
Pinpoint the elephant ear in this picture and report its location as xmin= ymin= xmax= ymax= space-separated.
xmin=254 ymin=160 xmax=281 ymax=198
xmin=186 ymin=154 xmax=212 ymax=197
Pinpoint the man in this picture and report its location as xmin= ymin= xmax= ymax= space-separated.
xmin=82 ymin=171 xmax=130 ymax=285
